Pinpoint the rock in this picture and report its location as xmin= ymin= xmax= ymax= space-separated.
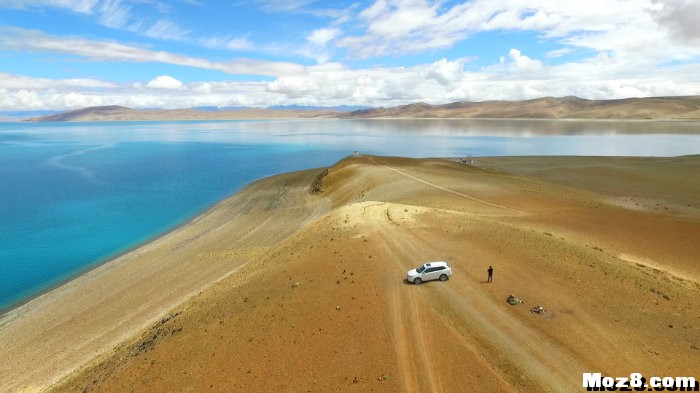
xmin=530 ymin=306 xmax=545 ymax=314
xmin=507 ymin=294 xmax=523 ymax=305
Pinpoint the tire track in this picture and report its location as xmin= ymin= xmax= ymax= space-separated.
xmin=362 ymin=203 xmax=441 ymax=393
xmin=368 ymin=157 xmax=525 ymax=215
xmin=361 ymin=199 xmax=585 ymax=392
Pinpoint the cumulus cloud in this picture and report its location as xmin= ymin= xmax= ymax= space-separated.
xmin=0 ymin=89 xmax=107 ymax=110
xmin=504 ymin=48 xmax=544 ymax=74
xmin=652 ymin=0 xmax=700 ymax=43
xmin=1 ymin=89 xmax=42 ymax=108
xmin=191 ymin=82 xmax=212 ymax=94
xmin=425 ymin=58 xmax=466 ymax=87
xmin=2 ymin=55 xmax=700 ymax=111
xmin=147 ymin=75 xmax=184 ymax=89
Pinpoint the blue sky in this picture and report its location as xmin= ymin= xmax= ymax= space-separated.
xmin=0 ymin=0 xmax=699 ymax=110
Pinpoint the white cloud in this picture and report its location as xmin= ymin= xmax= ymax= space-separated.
xmin=307 ymin=28 xmax=341 ymax=46
xmin=147 ymin=75 xmax=184 ymax=89
xmin=300 ymin=27 xmax=343 ymax=63
xmin=546 ymin=47 xmax=574 ymax=58
xmin=1 ymin=0 xmax=197 ymax=44
xmin=339 ymin=0 xmax=454 ymax=58
xmin=0 ymin=72 xmax=117 ymax=90
xmin=425 ymin=58 xmax=467 ymax=87
xmin=0 ymin=0 xmax=98 ymax=13
xmin=337 ymin=0 xmax=700 ymax=66
xmin=225 ymin=37 xmax=255 ymax=50
xmin=506 ymin=48 xmax=544 ymax=74
xmin=141 ymin=19 xmax=192 ymax=41
xmin=254 ymin=0 xmax=347 ymax=19
xmin=56 ymin=91 xmax=104 ymax=108
xmin=1 ymin=54 xmax=699 ymax=111
xmin=1 ymin=89 xmax=42 ymax=108
xmin=192 ymin=82 xmax=212 ymax=94
xmin=198 ymin=35 xmax=254 ymax=51
xmin=255 ymin=0 xmax=312 ymax=13
xmin=98 ymin=0 xmax=131 ymax=29
xmin=0 ymin=27 xmax=305 ymax=77
xmin=96 ymin=1 xmax=194 ymax=43
xmin=1 ymin=1 xmax=700 ymax=111
xmin=265 ymin=61 xmax=467 ymax=105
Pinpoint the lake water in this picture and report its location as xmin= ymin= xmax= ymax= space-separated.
xmin=1 ymin=119 xmax=699 ymax=312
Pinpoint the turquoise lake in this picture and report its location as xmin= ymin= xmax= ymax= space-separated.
xmin=1 ymin=119 xmax=699 ymax=312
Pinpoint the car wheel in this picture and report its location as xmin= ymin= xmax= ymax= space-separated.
xmin=439 ymin=274 xmax=448 ymax=281
xmin=413 ymin=278 xmax=422 ymax=285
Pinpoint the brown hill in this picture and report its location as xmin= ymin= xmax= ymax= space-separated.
xmin=345 ymin=96 xmax=700 ymax=119
xmin=1 ymin=155 xmax=698 ymax=392
xmin=26 ymin=106 xmax=338 ymax=122
xmin=25 ymin=96 xmax=700 ymax=122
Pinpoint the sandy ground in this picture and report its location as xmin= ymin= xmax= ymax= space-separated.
xmin=1 ymin=155 xmax=698 ymax=393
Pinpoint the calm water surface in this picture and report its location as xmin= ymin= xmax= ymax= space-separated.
xmin=1 ymin=119 xmax=699 ymax=312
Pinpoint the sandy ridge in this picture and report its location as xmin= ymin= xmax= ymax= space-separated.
xmin=1 ymin=155 xmax=698 ymax=392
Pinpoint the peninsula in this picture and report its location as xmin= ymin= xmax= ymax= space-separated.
xmin=1 ymin=154 xmax=698 ymax=392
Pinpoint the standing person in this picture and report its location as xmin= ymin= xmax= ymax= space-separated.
xmin=487 ymin=265 xmax=494 ymax=283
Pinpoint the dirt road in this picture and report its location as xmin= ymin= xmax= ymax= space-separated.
xmin=14 ymin=154 xmax=698 ymax=393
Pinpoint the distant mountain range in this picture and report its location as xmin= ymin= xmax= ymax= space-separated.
xmin=189 ymin=105 xmax=369 ymax=112
xmin=266 ymin=105 xmax=371 ymax=112
xmin=0 ymin=110 xmax=62 ymax=121
xmin=341 ymin=96 xmax=700 ymax=120
xmin=26 ymin=105 xmax=337 ymax=122
xmin=24 ymin=96 xmax=700 ymax=122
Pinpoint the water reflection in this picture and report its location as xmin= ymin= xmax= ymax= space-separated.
xmin=2 ymin=119 xmax=700 ymax=157
xmin=255 ymin=118 xmax=700 ymax=136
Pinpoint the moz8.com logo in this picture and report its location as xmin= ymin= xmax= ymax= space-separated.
xmin=583 ymin=372 xmax=698 ymax=391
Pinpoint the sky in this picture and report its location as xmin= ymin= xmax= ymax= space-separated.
xmin=0 ymin=0 xmax=699 ymax=110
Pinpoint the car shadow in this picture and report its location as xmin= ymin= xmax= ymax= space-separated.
xmin=403 ymin=279 xmax=449 ymax=286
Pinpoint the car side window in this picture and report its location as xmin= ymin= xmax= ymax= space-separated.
xmin=425 ymin=267 xmax=437 ymax=273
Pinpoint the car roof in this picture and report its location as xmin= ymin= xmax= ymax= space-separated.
xmin=425 ymin=261 xmax=449 ymax=267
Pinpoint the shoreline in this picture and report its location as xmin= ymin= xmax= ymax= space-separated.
xmin=16 ymin=117 xmax=700 ymax=125
xmin=42 ymin=154 xmax=700 ymax=393
xmin=0 ymin=164 xmax=329 ymax=392
xmin=0 ymin=166 xmax=302 ymax=319
xmin=0 ymin=191 xmax=236 ymax=318
xmin=4 ymin=151 xmax=700 ymax=318
xmin=1 ymin=155 xmax=698 ymax=393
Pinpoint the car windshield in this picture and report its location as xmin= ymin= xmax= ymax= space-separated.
xmin=416 ymin=265 xmax=426 ymax=273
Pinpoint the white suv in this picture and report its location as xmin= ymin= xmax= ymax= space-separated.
xmin=406 ymin=261 xmax=452 ymax=284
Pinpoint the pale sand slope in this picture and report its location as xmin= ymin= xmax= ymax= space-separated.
xmin=1 ymin=155 xmax=698 ymax=393
xmin=0 ymin=169 xmax=330 ymax=393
